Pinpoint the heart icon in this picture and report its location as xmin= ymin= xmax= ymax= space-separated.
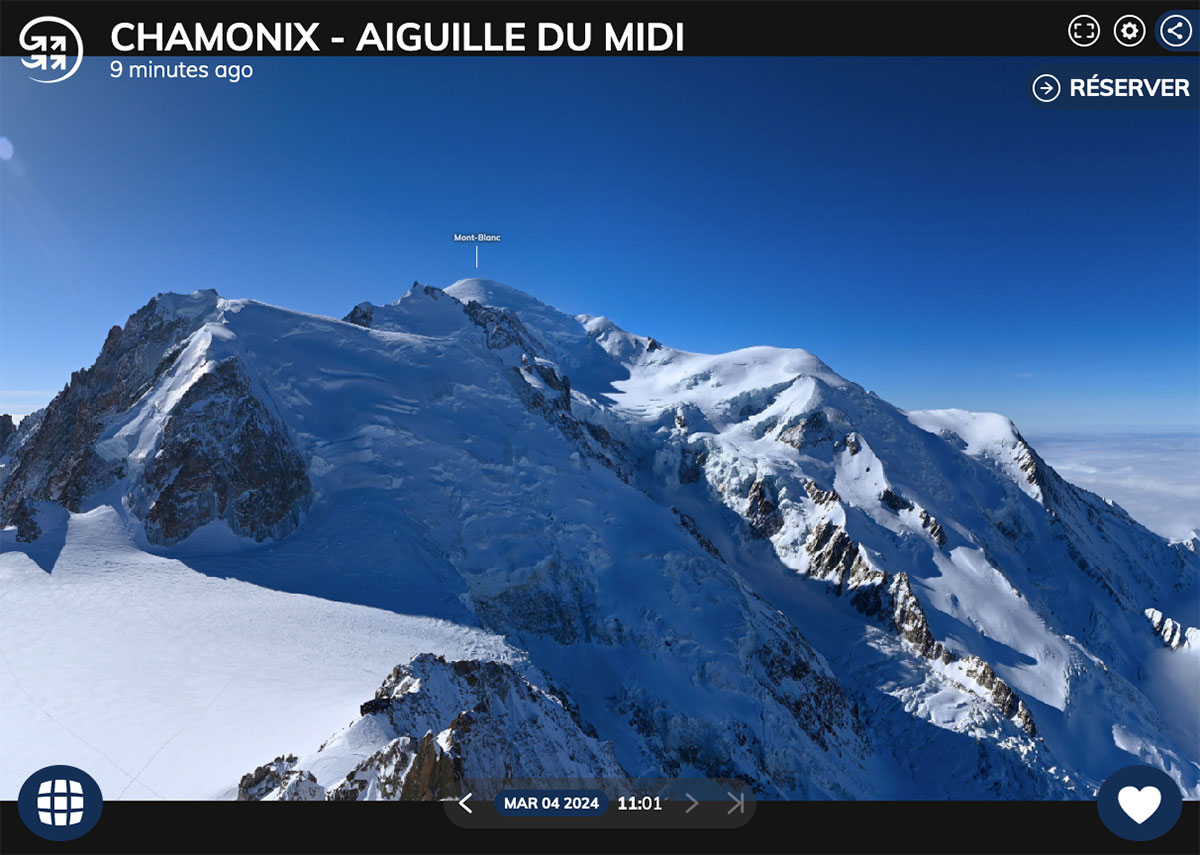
xmin=1117 ymin=785 xmax=1161 ymax=824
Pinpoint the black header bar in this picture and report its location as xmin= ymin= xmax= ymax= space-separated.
xmin=2 ymin=1 xmax=1196 ymax=57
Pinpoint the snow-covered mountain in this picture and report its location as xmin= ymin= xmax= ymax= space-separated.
xmin=1 ymin=280 xmax=1196 ymax=801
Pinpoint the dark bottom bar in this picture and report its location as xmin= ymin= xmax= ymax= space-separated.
xmin=1 ymin=800 xmax=1197 ymax=855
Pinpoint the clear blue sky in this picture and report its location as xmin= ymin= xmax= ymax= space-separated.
xmin=2 ymin=57 xmax=1197 ymax=431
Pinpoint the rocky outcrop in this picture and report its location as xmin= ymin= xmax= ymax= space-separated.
xmin=400 ymin=727 xmax=465 ymax=800
xmin=881 ymin=488 xmax=912 ymax=512
xmin=463 ymin=300 xmax=541 ymax=353
xmin=327 ymin=737 xmax=415 ymax=801
xmin=0 ymin=414 xmax=14 ymax=454
xmin=1145 ymin=608 xmax=1197 ymax=651
xmin=1014 ymin=434 xmax=1049 ymax=499
xmin=886 ymin=572 xmax=944 ymax=660
xmin=880 ymin=575 xmax=1037 ymax=735
xmin=746 ymin=478 xmax=784 ymax=539
xmin=672 ymin=508 xmax=721 ymax=558
xmin=805 ymin=520 xmax=881 ymax=593
xmin=342 ymin=301 xmax=374 ymax=327
xmin=510 ymin=357 xmax=631 ymax=481
xmin=805 ymin=519 xmax=1038 ymax=736
xmin=241 ymin=654 xmax=627 ymax=801
xmin=238 ymin=755 xmax=303 ymax=800
xmin=141 ymin=358 xmax=311 ymax=545
xmin=0 ymin=292 xmax=219 ymax=528
xmin=803 ymin=479 xmax=840 ymax=506
xmin=919 ymin=509 xmax=948 ymax=547
xmin=778 ymin=410 xmax=834 ymax=450
xmin=9 ymin=496 xmax=41 ymax=543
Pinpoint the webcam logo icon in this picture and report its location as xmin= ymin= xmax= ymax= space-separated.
xmin=19 ymin=16 xmax=84 ymax=83
xmin=17 ymin=765 xmax=103 ymax=841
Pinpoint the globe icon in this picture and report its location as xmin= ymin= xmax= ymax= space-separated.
xmin=36 ymin=778 xmax=85 ymax=826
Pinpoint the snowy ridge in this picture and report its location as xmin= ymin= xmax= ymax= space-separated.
xmin=2 ymin=279 xmax=1197 ymax=800
xmin=241 ymin=653 xmax=628 ymax=801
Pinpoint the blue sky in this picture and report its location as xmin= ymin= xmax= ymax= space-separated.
xmin=2 ymin=57 xmax=1197 ymax=431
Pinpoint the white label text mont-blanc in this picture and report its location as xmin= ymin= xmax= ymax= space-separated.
xmin=453 ymin=233 xmax=502 ymax=242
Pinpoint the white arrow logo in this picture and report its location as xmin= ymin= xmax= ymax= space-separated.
xmin=18 ymin=17 xmax=83 ymax=83
xmin=457 ymin=792 xmax=473 ymax=814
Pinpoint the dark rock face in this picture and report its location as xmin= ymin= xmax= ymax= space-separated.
xmin=803 ymin=479 xmax=840 ymax=507
xmin=462 ymin=300 xmax=540 ymax=352
xmin=0 ymin=414 xmax=14 ymax=454
xmin=343 ymin=302 xmax=374 ymax=327
xmin=887 ymin=572 xmax=942 ymax=660
xmin=141 ymin=358 xmax=311 ymax=545
xmin=238 ymin=755 xmax=299 ymax=800
xmin=328 ymin=737 xmax=416 ymax=801
xmin=400 ymin=729 xmax=464 ymax=800
xmin=359 ymin=698 xmax=389 ymax=716
xmin=510 ymin=359 xmax=632 ymax=481
xmin=672 ymin=508 xmax=721 ymax=558
xmin=746 ymin=478 xmax=784 ymax=539
xmin=881 ymin=488 xmax=912 ymax=512
xmin=1014 ymin=433 xmax=1049 ymax=496
xmin=10 ymin=496 xmax=41 ymax=543
xmin=324 ymin=654 xmax=623 ymax=799
xmin=805 ymin=521 xmax=880 ymax=593
xmin=0 ymin=293 xmax=217 ymax=526
xmin=919 ymin=509 xmax=948 ymax=547
xmin=679 ymin=447 xmax=707 ymax=484
xmin=778 ymin=410 xmax=833 ymax=450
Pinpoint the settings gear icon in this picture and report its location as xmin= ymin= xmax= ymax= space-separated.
xmin=1114 ymin=14 xmax=1146 ymax=46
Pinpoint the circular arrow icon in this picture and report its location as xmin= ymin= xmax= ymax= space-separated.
xmin=1031 ymin=73 xmax=1062 ymax=103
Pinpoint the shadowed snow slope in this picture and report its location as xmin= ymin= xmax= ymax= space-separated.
xmin=1 ymin=279 xmax=1196 ymax=800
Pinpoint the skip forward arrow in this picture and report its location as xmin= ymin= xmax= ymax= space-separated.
xmin=726 ymin=791 xmax=745 ymax=815
xmin=684 ymin=793 xmax=699 ymax=814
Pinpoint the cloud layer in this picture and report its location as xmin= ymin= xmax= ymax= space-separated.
xmin=1029 ymin=432 xmax=1199 ymax=542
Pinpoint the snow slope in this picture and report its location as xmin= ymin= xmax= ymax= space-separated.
xmin=0 ymin=504 xmax=515 ymax=799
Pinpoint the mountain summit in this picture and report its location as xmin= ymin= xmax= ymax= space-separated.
xmin=2 ymin=280 xmax=1196 ymax=800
